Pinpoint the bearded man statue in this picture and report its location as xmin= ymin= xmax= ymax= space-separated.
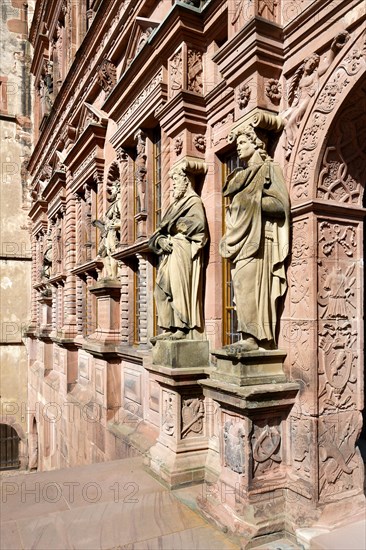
xmin=149 ymin=162 xmax=208 ymax=341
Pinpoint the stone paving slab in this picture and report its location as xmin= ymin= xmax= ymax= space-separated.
xmin=0 ymin=458 xmax=239 ymax=550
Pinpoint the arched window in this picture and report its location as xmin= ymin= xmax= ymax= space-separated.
xmin=0 ymin=424 xmax=20 ymax=470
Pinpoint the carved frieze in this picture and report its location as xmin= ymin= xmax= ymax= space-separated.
xmin=119 ymin=70 xmax=163 ymax=126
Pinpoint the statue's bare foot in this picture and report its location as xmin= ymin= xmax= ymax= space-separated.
xmin=150 ymin=331 xmax=173 ymax=344
xmin=225 ymin=336 xmax=259 ymax=354
xmin=169 ymin=329 xmax=187 ymax=340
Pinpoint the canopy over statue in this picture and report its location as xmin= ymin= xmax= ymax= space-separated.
xmin=220 ymin=115 xmax=290 ymax=351
xmin=149 ymin=161 xmax=208 ymax=341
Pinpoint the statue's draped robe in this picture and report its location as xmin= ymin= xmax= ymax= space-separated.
xmin=149 ymin=190 xmax=207 ymax=333
xmin=219 ymin=154 xmax=290 ymax=343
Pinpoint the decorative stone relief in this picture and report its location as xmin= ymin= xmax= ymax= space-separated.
xmin=290 ymin=30 xmax=365 ymax=198
xmin=291 ymin=415 xmax=311 ymax=480
xmin=318 ymin=411 xmax=362 ymax=501
xmin=41 ymin=228 xmax=53 ymax=280
xmin=97 ymin=59 xmax=117 ymax=93
xmin=223 ymin=419 xmax=245 ymax=474
xmin=162 ymin=391 xmax=175 ymax=436
xmin=257 ymin=0 xmax=278 ymax=22
xmin=318 ymin=322 xmax=357 ymax=412
xmin=319 ymin=222 xmax=356 ymax=258
xmin=318 ymin=263 xmax=356 ymax=320
xmin=282 ymin=31 xmax=349 ymax=159
xmin=181 ymin=398 xmax=204 ymax=438
xmin=169 ymin=50 xmax=183 ymax=97
xmin=193 ymin=134 xmax=206 ymax=152
xmin=265 ymin=78 xmax=281 ymax=103
xmin=174 ymin=136 xmax=183 ymax=155
xmin=237 ymin=82 xmax=251 ymax=109
xmin=252 ymin=422 xmax=282 ymax=477
xmin=187 ymin=49 xmax=203 ymax=94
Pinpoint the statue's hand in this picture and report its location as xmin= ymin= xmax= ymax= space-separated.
xmin=159 ymin=237 xmax=173 ymax=254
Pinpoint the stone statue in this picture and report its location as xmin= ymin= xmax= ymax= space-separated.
xmin=149 ymin=162 xmax=208 ymax=341
xmin=41 ymin=230 xmax=53 ymax=279
xmin=94 ymin=179 xmax=121 ymax=279
xmin=282 ymin=31 xmax=349 ymax=158
xmin=219 ymin=121 xmax=290 ymax=351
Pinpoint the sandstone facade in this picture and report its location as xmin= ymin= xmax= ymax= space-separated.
xmin=24 ymin=0 xmax=365 ymax=544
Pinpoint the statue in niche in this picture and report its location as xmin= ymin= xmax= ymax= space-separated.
xmin=94 ymin=179 xmax=121 ymax=279
xmin=41 ymin=229 xmax=53 ymax=279
xmin=282 ymin=31 xmax=349 ymax=159
xmin=39 ymin=78 xmax=53 ymax=118
xmin=149 ymin=161 xmax=208 ymax=341
xmin=219 ymin=121 xmax=290 ymax=352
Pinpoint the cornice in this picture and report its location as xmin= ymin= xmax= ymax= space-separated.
xmin=291 ymin=200 xmax=366 ymax=220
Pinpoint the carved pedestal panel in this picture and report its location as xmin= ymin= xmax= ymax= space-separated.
xmin=198 ymin=351 xmax=299 ymax=545
xmin=83 ymin=280 xmax=121 ymax=355
xmin=146 ymin=340 xmax=210 ymax=487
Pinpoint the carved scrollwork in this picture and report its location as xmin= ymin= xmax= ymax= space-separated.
xmin=187 ymin=49 xmax=203 ymax=94
xmin=97 ymin=59 xmax=117 ymax=93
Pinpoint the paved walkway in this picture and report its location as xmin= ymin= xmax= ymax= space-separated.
xmin=1 ymin=457 xmax=365 ymax=549
xmin=1 ymin=457 xmax=240 ymax=550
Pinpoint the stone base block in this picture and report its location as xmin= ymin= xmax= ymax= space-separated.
xmin=197 ymin=486 xmax=287 ymax=547
xmin=211 ymin=348 xmax=287 ymax=386
xmin=148 ymin=441 xmax=208 ymax=488
xmin=152 ymin=340 xmax=209 ymax=368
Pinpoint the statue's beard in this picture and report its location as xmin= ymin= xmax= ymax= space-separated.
xmin=173 ymin=185 xmax=188 ymax=200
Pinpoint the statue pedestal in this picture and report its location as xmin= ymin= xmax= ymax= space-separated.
xmin=83 ymin=280 xmax=121 ymax=355
xmin=197 ymin=348 xmax=299 ymax=546
xmin=145 ymin=340 xmax=210 ymax=488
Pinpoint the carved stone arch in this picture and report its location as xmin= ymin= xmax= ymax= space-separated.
xmin=288 ymin=28 xmax=366 ymax=202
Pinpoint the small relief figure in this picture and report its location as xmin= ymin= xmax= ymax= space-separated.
xmin=41 ymin=230 xmax=53 ymax=280
xmin=39 ymin=79 xmax=53 ymax=118
xmin=135 ymin=131 xmax=147 ymax=212
xmin=162 ymin=393 xmax=175 ymax=436
xmin=149 ymin=162 xmax=208 ymax=341
xmin=282 ymin=31 xmax=349 ymax=158
xmin=93 ymin=180 xmax=121 ymax=279
xmin=220 ymin=122 xmax=290 ymax=352
xmin=187 ymin=50 xmax=203 ymax=94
